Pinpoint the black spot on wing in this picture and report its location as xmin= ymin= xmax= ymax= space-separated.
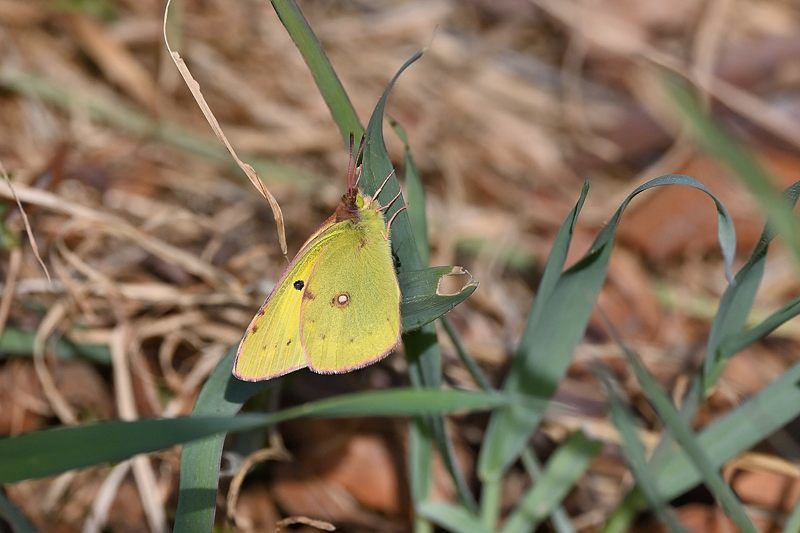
xmin=293 ymin=280 xmax=304 ymax=290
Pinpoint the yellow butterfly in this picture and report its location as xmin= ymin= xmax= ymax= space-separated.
xmin=233 ymin=157 xmax=405 ymax=381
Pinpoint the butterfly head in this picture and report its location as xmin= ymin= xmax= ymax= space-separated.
xmin=335 ymin=188 xmax=374 ymax=222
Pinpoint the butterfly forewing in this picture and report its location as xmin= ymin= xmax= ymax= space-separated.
xmin=234 ymin=223 xmax=344 ymax=381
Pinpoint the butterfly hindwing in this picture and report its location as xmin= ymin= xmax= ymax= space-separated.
xmin=300 ymin=214 xmax=401 ymax=373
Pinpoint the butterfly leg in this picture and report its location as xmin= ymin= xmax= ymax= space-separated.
xmin=378 ymin=189 xmax=403 ymax=212
xmin=383 ymin=205 xmax=408 ymax=240
xmin=372 ymin=168 xmax=396 ymax=200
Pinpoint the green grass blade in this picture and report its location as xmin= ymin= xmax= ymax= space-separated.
xmin=441 ymin=317 xmax=493 ymax=391
xmin=478 ymin=181 xmax=590 ymax=482
xmin=528 ymin=179 xmax=590 ymax=326
xmin=519 ymin=452 xmax=576 ymax=533
xmin=409 ymin=418 xmax=434 ymax=533
xmin=0 ymin=491 xmax=35 ymax=533
xmin=703 ymin=181 xmax=800 ymax=391
xmin=0 ymin=388 xmax=512 ymax=484
xmin=417 ymin=502 xmax=487 ymax=533
xmin=400 ymin=267 xmax=479 ymax=331
xmin=361 ymin=53 xmax=479 ymax=513
xmin=667 ymin=77 xmax=800 ymax=262
xmin=607 ymin=323 xmax=756 ymax=532
xmin=501 ymin=431 xmax=601 ymax=533
xmin=719 ymin=295 xmax=800 ymax=358
xmin=1 ymin=326 xmax=111 ymax=364
xmin=479 ymin=174 xmax=736 ymax=483
xmin=390 ymin=117 xmax=429 ymax=264
xmin=604 ymin=378 xmax=687 ymax=533
xmin=269 ymin=0 xmax=362 ymax=145
xmin=174 ymin=348 xmax=274 ymax=532
xmin=610 ymin=360 xmax=800 ymax=532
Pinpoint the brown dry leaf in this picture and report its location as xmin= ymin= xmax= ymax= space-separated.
xmin=732 ymin=469 xmax=800 ymax=513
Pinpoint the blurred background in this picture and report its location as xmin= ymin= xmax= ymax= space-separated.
xmin=1 ymin=0 xmax=800 ymax=531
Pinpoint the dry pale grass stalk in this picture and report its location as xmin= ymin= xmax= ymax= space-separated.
xmin=0 ymin=246 xmax=22 ymax=340
xmin=32 ymin=300 xmax=76 ymax=424
xmin=110 ymin=323 xmax=167 ymax=533
xmin=275 ymin=516 xmax=337 ymax=531
xmin=0 ymin=161 xmax=50 ymax=282
xmin=82 ymin=461 xmax=132 ymax=533
xmin=226 ymin=438 xmax=292 ymax=529
xmin=162 ymin=0 xmax=287 ymax=258
xmin=0 ymin=180 xmax=235 ymax=289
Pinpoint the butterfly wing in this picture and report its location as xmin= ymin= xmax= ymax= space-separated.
xmin=234 ymin=218 xmax=345 ymax=381
xmin=300 ymin=215 xmax=401 ymax=373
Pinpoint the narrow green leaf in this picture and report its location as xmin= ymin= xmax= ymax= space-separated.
xmin=0 ymin=326 xmax=111 ymax=364
xmin=501 ymin=431 xmax=602 ymax=533
xmin=667 ymin=77 xmax=800 ymax=262
xmin=409 ymin=418 xmax=435 ymax=533
xmin=518 ymin=452 xmax=576 ymax=533
xmin=610 ymin=326 xmax=756 ymax=532
xmin=400 ymin=266 xmax=479 ymax=331
xmin=719 ymin=295 xmax=800 ymax=358
xmin=479 ymin=174 xmax=736 ymax=482
xmin=604 ymin=378 xmax=686 ymax=533
xmin=174 ymin=348 xmax=273 ymax=532
xmin=0 ymin=491 xmax=35 ymax=533
xmin=609 ymin=361 xmax=800 ymax=532
xmin=390 ymin=117 xmax=429 ymax=264
xmin=362 ymin=52 xmax=478 ymax=513
xmin=0 ymin=388 xmax=511 ymax=484
xmin=418 ymin=501 xmax=487 ymax=533
xmin=270 ymin=0 xmax=362 ymax=145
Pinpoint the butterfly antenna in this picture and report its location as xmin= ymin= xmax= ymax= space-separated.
xmin=372 ymin=168 xmax=396 ymax=200
xmin=385 ymin=205 xmax=407 ymax=239
xmin=345 ymin=133 xmax=358 ymax=193
xmin=378 ymin=189 xmax=403 ymax=212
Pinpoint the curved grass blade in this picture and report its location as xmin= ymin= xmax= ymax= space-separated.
xmin=605 ymin=320 xmax=756 ymax=532
xmin=604 ymin=376 xmax=687 ymax=533
xmin=270 ymin=0 xmax=362 ymax=145
xmin=703 ymin=181 xmax=800 ymax=392
xmin=479 ymin=174 xmax=736 ymax=484
xmin=666 ymin=76 xmax=800 ymax=262
xmin=0 ymin=388 xmax=512 ymax=484
xmin=417 ymin=502 xmax=487 ymax=533
xmin=501 ymin=430 xmax=602 ymax=533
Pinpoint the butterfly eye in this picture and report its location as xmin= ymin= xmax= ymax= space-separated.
xmin=293 ymin=280 xmax=304 ymax=290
